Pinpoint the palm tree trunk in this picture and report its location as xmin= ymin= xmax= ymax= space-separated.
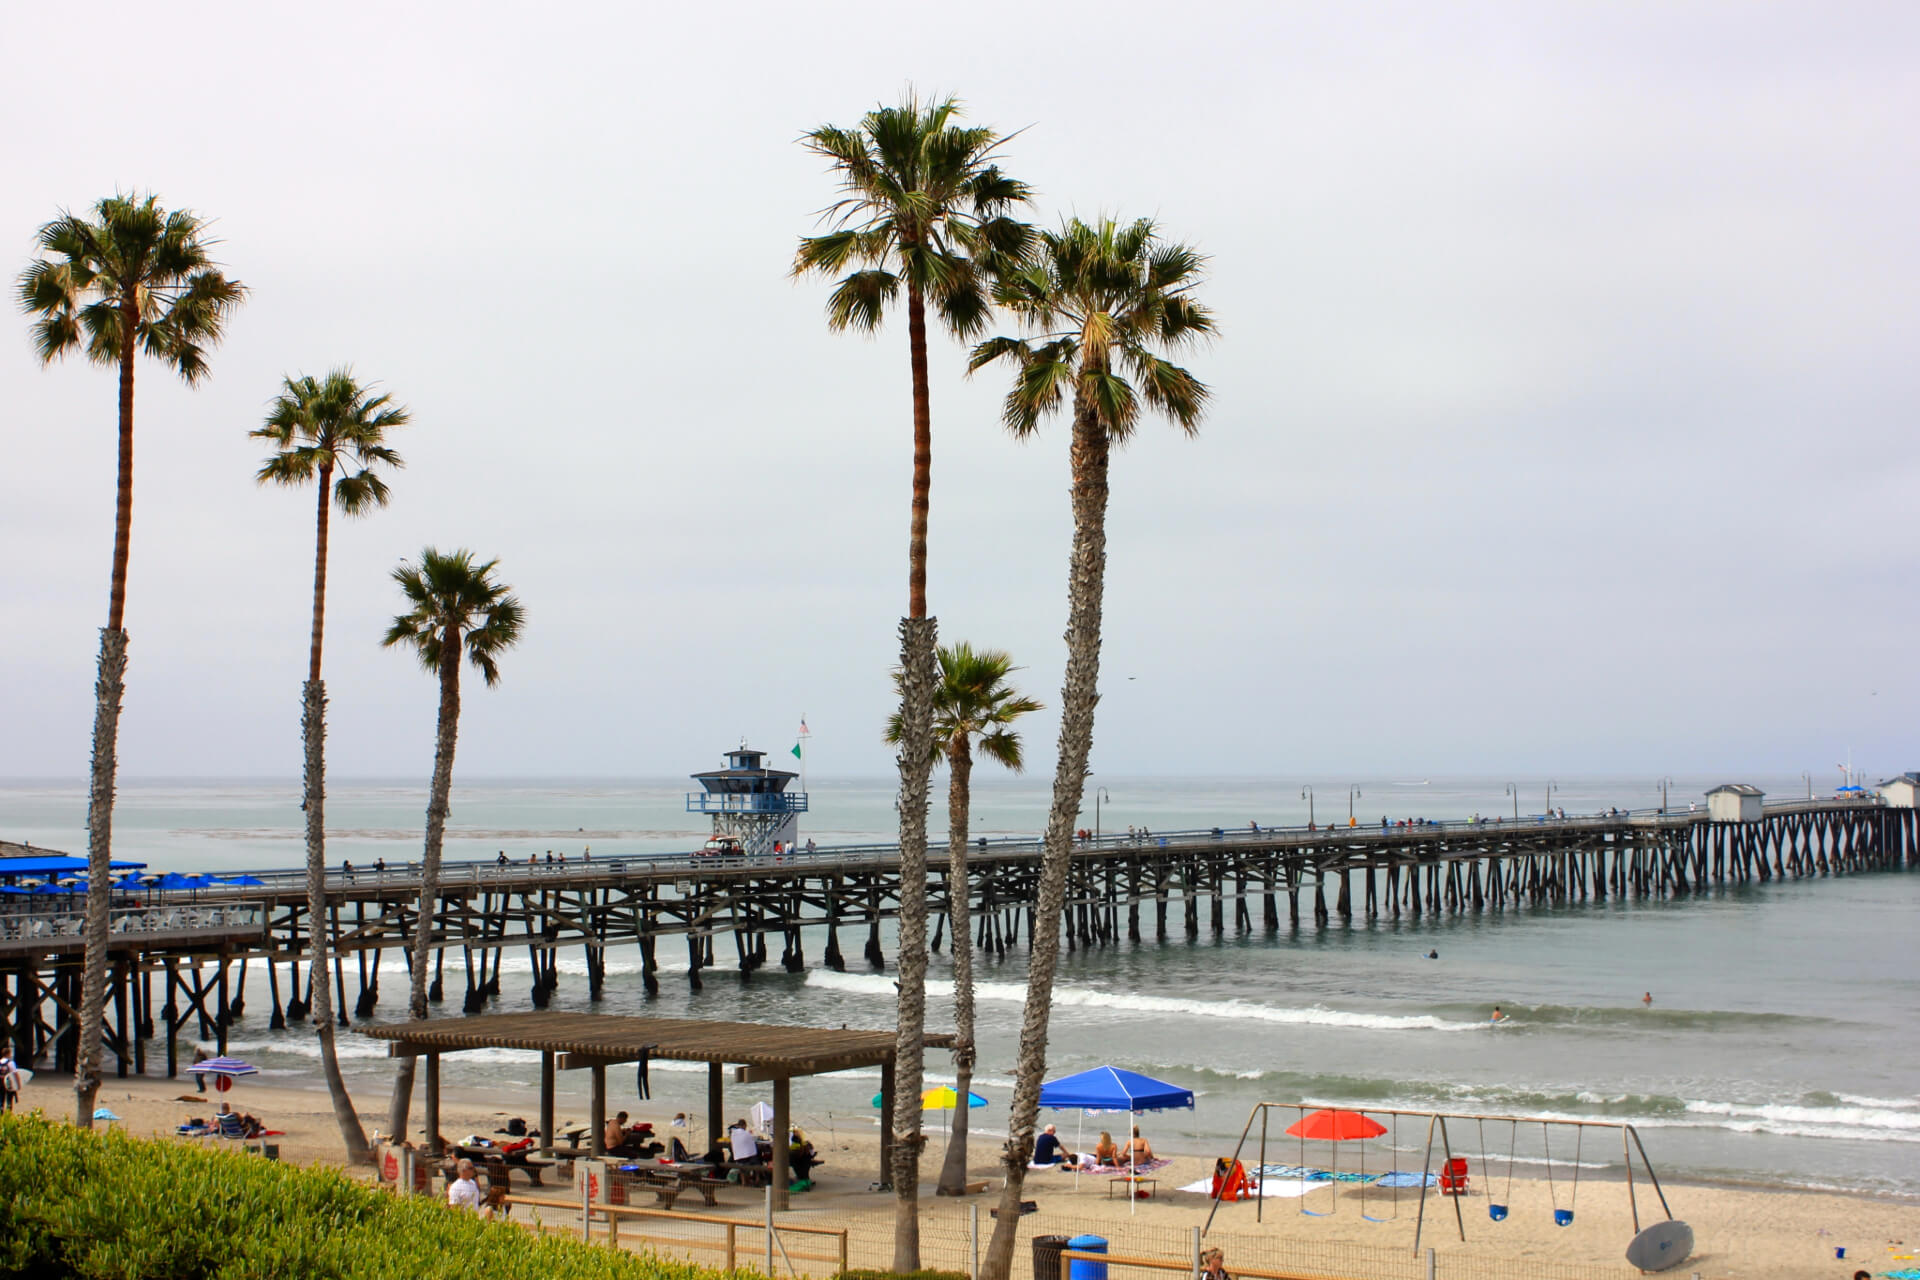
xmin=936 ymin=738 xmax=976 ymax=1196
xmin=891 ymin=616 xmax=937 ymax=1270
xmin=889 ymin=275 xmax=939 ymax=1270
xmin=983 ymin=397 xmax=1110 ymax=1280
xmin=74 ymin=627 xmax=127 ymax=1127
xmin=304 ymin=679 xmax=369 ymax=1161
xmin=388 ymin=627 xmax=462 ymax=1143
xmin=76 ymin=317 xmax=139 ymax=1128
xmin=309 ymin=466 xmax=331 ymax=684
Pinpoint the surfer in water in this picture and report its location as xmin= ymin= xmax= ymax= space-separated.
xmin=1642 ymin=991 xmax=1653 ymax=1007
xmin=1490 ymin=1006 xmax=1505 ymax=1022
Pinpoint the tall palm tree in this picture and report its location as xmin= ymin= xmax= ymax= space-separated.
xmin=888 ymin=643 xmax=1041 ymax=1196
xmin=16 ymin=193 xmax=245 ymax=1127
xmin=972 ymin=217 xmax=1213 ymax=1279
xmin=793 ymin=91 xmax=1031 ymax=1267
xmin=253 ymin=370 xmax=407 ymax=1162
xmin=380 ymin=549 xmax=523 ymax=1140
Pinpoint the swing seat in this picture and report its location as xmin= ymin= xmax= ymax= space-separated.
xmin=1488 ymin=1204 xmax=1509 ymax=1221
xmin=1554 ymin=1208 xmax=1574 ymax=1227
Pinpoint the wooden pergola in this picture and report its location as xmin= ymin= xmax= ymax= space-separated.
xmin=362 ymin=1011 xmax=952 ymax=1209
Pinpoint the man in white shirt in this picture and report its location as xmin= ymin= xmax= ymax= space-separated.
xmin=447 ymin=1159 xmax=483 ymax=1212
xmin=729 ymin=1120 xmax=763 ymax=1164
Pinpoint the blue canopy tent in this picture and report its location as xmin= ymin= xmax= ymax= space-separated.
xmin=218 ymin=875 xmax=266 ymax=887
xmin=0 ymin=856 xmax=147 ymax=879
xmin=1039 ymin=1066 xmax=1194 ymax=1210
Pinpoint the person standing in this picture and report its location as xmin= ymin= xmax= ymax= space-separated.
xmin=1201 ymin=1247 xmax=1233 ymax=1280
xmin=0 ymin=1053 xmax=17 ymax=1111
xmin=191 ymin=1046 xmax=210 ymax=1093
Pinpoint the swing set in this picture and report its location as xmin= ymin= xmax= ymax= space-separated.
xmin=1204 ymin=1101 xmax=1680 ymax=1259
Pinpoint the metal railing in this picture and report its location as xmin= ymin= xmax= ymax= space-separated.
xmin=35 ymin=794 xmax=1884 ymax=896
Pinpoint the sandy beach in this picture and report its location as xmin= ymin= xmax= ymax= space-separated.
xmin=23 ymin=1071 xmax=1914 ymax=1280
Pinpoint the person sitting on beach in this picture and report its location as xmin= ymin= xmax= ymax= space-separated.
xmin=1122 ymin=1126 xmax=1154 ymax=1162
xmin=788 ymin=1128 xmax=819 ymax=1181
xmin=1093 ymin=1131 xmax=1120 ymax=1166
xmin=1031 ymin=1124 xmax=1073 ymax=1166
xmin=447 ymin=1159 xmax=483 ymax=1212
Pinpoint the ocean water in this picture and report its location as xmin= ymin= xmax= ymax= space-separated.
xmin=3 ymin=773 xmax=1916 ymax=1197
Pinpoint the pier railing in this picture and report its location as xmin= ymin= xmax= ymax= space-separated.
xmin=54 ymin=794 xmax=1886 ymax=897
xmin=0 ymin=900 xmax=268 ymax=953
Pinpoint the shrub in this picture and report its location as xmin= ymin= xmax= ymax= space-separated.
xmin=0 ymin=1112 xmax=737 ymax=1280
xmin=833 ymin=1272 xmax=970 ymax=1280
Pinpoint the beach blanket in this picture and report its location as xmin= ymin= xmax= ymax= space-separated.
xmin=1256 ymin=1163 xmax=1373 ymax=1183
xmin=1087 ymin=1158 xmax=1173 ymax=1176
xmin=1373 ymin=1171 xmax=1437 ymax=1188
xmin=1178 ymin=1176 xmax=1318 ymax=1199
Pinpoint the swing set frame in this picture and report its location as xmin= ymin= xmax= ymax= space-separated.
xmin=1203 ymin=1101 xmax=1677 ymax=1257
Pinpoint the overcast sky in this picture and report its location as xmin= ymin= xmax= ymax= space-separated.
xmin=2 ymin=0 xmax=1915 ymax=783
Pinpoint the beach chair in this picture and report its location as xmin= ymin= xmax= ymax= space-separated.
xmin=1439 ymin=1156 xmax=1470 ymax=1196
xmin=215 ymin=1112 xmax=247 ymax=1140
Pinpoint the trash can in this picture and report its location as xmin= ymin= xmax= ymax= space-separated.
xmin=1032 ymin=1234 xmax=1072 ymax=1280
xmin=1067 ymin=1233 xmax=1108 ymax=1280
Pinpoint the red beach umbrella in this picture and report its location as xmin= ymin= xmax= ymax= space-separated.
xmin=1286 ymin=1108 xmax=1387 ymax=1142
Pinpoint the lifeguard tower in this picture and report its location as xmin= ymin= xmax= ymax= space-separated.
xmin=687 ymin=744 xmax=807 ymax=857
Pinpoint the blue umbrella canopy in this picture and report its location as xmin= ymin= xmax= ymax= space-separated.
xmin=153 ymin=873 xmax=218 ymax=891
xmin=1039 ymin=1065 xmax=1195 ymax=1114
xmin=217 ymin=875 xmax=266 ymax=887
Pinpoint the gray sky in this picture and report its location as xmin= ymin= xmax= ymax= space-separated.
xmin=2 ymin=0 xmax=1915 ymax=782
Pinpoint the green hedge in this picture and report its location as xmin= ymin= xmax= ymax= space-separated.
xmin=0 ymin=1112 xmax=743 ymax=1280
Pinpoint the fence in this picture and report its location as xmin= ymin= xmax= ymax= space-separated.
xmin=488 ymin=1191 xmax=1661 ymax=1280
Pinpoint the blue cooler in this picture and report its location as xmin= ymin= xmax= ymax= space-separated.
xmin=1067 ymin=1234 xmax=1108 ymax=1280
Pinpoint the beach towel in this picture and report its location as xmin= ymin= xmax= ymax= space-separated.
xmin=1256 ymin=1163 xmax=1373 ymax=1183
xmin=1179 ymin=1176 xmax=1317 ymax=1199
xmin=1087 ymin=1158 xmax=1173 ymax=1176
xmin=1373 ymin=1171 xmax=1437 ymax=1188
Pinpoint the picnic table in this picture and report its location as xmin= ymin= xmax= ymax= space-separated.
xmin=617 ymin=1161 xmax=729 ymax=1210
xmin=1108 ymin=1175 xmax=1158 ymax=1200
xmin=453 ymin=1145 xmax=556 ymax=1186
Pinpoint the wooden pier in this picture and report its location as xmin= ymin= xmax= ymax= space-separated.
xmin=2 ymin=796 xmax=1912 ymax=1077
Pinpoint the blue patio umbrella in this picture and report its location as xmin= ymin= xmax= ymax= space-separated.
xmin=153 ymin=873 xmax=218 ymax=891
xmin=217 ymin=875 xmax=266 ymax=887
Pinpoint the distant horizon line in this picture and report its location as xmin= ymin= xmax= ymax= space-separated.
xmin=0 ymin=769 xmax=1861 ymax=788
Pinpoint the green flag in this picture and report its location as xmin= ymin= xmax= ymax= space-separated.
xmin=791 ymin=743 xmax=802 ymax=759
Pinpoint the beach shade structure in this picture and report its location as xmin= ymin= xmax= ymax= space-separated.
xmin=152 ymin=872 xmax=219 ymax=895
xmin=1286 ymin=1108 xmax=1387 ymax=1142
xmin=870 ymin=1086 xmax=989 ymax=1110
xmin=196 ymin=1057 xmax=259 ymax=1094
xmin=217 ymin=875 xmax=266 ymax=887
xmin=1040 ymin=1066 xmax=1195 ymax=1213
xmin=872 ymin=1085 xmax=990 ymax=1138
xmin=1286 ymin=1109 xmax=1387 ymax=1218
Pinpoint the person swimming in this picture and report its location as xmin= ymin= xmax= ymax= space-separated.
xmin=1642 ymin=991 xmax=1653 ymax=1006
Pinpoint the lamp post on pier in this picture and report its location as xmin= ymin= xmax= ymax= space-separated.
xmin=1095 ymin=787 xmax=1111 ymax=843
xmin=1657 ymin=777 xmax=1674 ymax=813
xmin=1301 ymin=786 xmax=1314 ymax=828
xmin=1545 ymin=780 xmax=1559 ymax=819
xmin=1801 ymin=772 xmax=1812 ymax=801
xmin=1504 ymin=783 xmax=1519 ymax=820
xmin=1348 ymin=785 xmax=1362 ymax=824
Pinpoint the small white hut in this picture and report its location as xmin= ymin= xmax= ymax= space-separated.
xmin=1877 ymin=773 xmax=1920 ymax=808
xmin=1705 ymin=784 xmax=1764 ymax=822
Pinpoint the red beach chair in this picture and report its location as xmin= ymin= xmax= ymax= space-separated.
xmin=1439 ymin=1156 xmax=1470 ymax=1196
